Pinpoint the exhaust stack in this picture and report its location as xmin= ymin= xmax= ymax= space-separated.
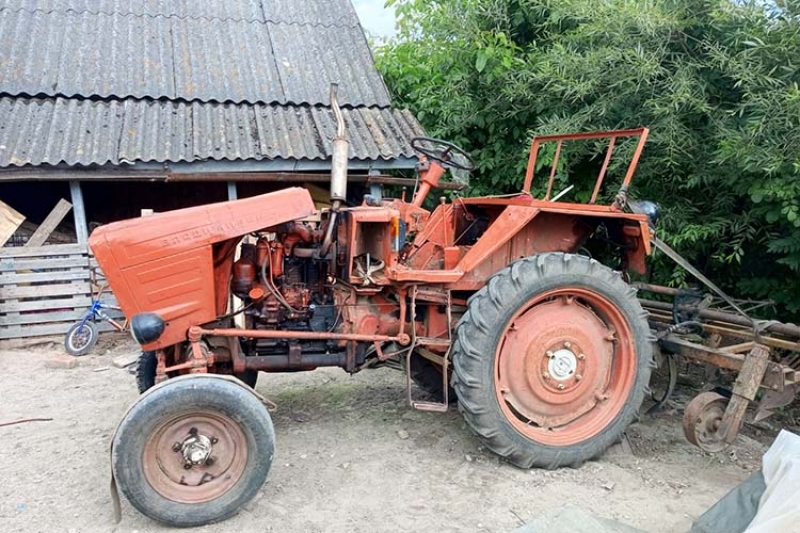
xmin=329 ymin=84 xmax=349 ymax=207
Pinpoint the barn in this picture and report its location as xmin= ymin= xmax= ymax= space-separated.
xmin=0 ymin=0 xmax=426 ymax=344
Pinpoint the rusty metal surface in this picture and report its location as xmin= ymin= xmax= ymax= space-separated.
xmin=494 ymin=287 xmax=637 ymax=446
xmin=0 ymin=97 xmax=425 ymax=167
xmin=142 ymin=410 xmax=248 ymax=504
xmin=89 ymin=187 xmax=317 ymax=350
xmin=0 ymin=4 xmax=389 ymax=106
xmin=197 ymin=327 xmax=408 ymax=345
xmin=641 ymin=298 xmax=800 ymax=340
xmin=523 ymin=128 xmax=649 ymax=202
xmin=683 ymin=392 xmax=728 ymax=452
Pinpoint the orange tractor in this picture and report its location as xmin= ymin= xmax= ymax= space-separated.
xmin=92 ymin=87 xmax=659 ymax=526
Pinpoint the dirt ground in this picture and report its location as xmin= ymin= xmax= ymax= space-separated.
xmin=0 ymin=337 xmax=778 ymax=533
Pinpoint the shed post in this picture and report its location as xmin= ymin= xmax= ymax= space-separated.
xmin=227 ymin=181 xmax=238 ymax=201
xmin=69 ymin=180 xmax=89 ymax=245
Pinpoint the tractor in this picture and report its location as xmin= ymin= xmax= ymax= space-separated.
xmin=91 ymin=87 xmax=659 ymax=526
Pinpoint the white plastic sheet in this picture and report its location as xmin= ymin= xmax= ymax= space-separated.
xmin=745 ymin=430 xmax=800 ymax=533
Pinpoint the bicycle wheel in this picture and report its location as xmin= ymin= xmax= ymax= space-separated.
xmin=64 ymin=321 xmax=99 ymax=356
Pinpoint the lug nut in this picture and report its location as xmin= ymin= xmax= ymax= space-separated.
xmin=564 ymin=341 xmax=572 ymax=349
xmin=575 ymin=374 xmax=583 ymax=381
xmin=210 ymin=437 xmax=219 ymax=445
xmin=183 ymin=463 xmax=193 ymax=470
xmin=172 ymin=442 xmax=182 ymax=452
xmin=543 ymin=372 xmax=550 ymax=379
xmin=578 ymin=353 xmax=586 ymax=360
xmin=557 ymin=384 xmax=566 ymax=390
xmin=546 ymin=351 xmax=554 ymax=358
xmin=206 ymin=457 xmax=215 ymax=466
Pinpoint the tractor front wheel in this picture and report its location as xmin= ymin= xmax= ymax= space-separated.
xmin=452 ymin=253 xmax=653 ymax=469
xmin=112 ymin=375 xmax=275 ymax=527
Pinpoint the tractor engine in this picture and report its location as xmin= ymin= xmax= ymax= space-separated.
xmin=230 ymin=221 xmax=342 ymax=358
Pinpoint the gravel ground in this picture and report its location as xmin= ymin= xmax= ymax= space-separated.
xmin=0 ymin=338 xmax=770 ymax=533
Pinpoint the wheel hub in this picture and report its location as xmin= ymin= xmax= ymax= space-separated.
xmin=178 ymin=429 xmax=214 ymax=467
xmin=548 ymin=348 xmax=578 ymax=381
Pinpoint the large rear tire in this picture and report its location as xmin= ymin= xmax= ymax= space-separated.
xmin=452 ymin=253 xmax=653 ymax=469
xmin=112 ymin=375 xmax=275 ymax=527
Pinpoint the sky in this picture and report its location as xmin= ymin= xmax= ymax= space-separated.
xmin=351 ymin=0 xmax=397 ymax=38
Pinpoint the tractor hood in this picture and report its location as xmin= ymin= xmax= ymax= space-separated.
xmin=89 ymin=187 xmax=316 ymax=349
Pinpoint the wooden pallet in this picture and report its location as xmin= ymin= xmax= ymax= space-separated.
xmin=0 ymin=244 xmax=119 ymax=340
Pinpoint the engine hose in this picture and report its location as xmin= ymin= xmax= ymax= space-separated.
xmin=261 ymin=248 xmax=301 ymax=314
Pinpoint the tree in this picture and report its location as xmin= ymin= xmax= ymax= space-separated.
xmin=377 ymin=0 xmax=800 ymax=316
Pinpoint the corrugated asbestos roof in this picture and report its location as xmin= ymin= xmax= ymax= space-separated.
xmin=0 ymin=1 xmax=422 ymax=169
xmin=0 ymin=6 xmax=390 ymax=106
xmin=0 ymin=0 xmax=360 ymax=25
xmin=0 ymin=97 xmax=425 ymax=167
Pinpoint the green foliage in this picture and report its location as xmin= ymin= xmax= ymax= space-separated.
xmin=377 ymin=0 xmax=800 ymax=317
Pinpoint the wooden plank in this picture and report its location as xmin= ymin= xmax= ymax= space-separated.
xmin=0 ymin=269 xmax=91 ymax=284
xmin=69 ymin=181 xmax=89 ymax=245
xmin=0 ymin=256 xmax=89 ymax=272
xmin=0 ymin=321 xmax=77 ymax=339
xmin=25 ymin=199 xmax=73 ymax=247
xmin=0 ymin=168 xmax=167 ymax=182
xmin=0 ymin=243 xmax=86 ymax=258
xmin=0 ymin=199 xmax=25 ymax=246
xmin=0 ymin=295 xmax=92 ymax=313
xmin=0 ymin=308 xmax=122 ymax=326
xmin=2 ymin=282 xmax=91 ymax=300
xmin=0 ymin=309 xmax=86 ymax=326
xmin=0 ymin=317 xmax=121 ymax=339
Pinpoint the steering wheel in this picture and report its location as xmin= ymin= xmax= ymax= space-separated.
xmin=410 ymin=137 xmax=475 ymax=171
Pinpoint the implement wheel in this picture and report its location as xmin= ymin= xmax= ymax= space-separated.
xmin=452 ymin=253 xmax=653 ymax=469
xmin=112 ymin=375 xmax=274 ymax=526
xmin=682 ymin=391 xmax=729 ymax=453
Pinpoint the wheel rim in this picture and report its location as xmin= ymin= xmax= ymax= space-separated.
xmin=142 ymin=410 xmax=248 ymax=504
xmin=494 ymin=287 xmax=637 ymax=446
xmin=682 ymin=392 xmax=728 ymax=452
xmin=69 ymin=325 xmax=92 ymax=351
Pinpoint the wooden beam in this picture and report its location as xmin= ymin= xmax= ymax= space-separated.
xmin=69 ymin=181 xmax=89 ymax=245
xmin=0 ymin=199 xmax=25 ymax=246
xmin=166 ymin=172 xmax=467 ymax=191
xmin=0 ymin=168 xmax=168 ymax=182
xmin=25 ymin=198 xmax=72 ymax=247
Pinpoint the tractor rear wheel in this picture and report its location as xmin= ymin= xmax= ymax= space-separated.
xmin=112 ymin=375 xmax=275 ymax=527
xmin=452 ymin=253 xmax=653 ymax=469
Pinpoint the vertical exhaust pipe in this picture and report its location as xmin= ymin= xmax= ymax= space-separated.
xmin=329 ymin=83 xmax=349 ymax=208
xmin=320 ymin=84 xmax=348 ymax=258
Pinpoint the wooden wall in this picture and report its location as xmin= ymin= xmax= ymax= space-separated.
xmin=0 ymin=243 xmax=119 ymax=340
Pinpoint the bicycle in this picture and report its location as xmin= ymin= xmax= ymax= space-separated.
xmin=64 ymin=284 xmax=127 ymax=356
